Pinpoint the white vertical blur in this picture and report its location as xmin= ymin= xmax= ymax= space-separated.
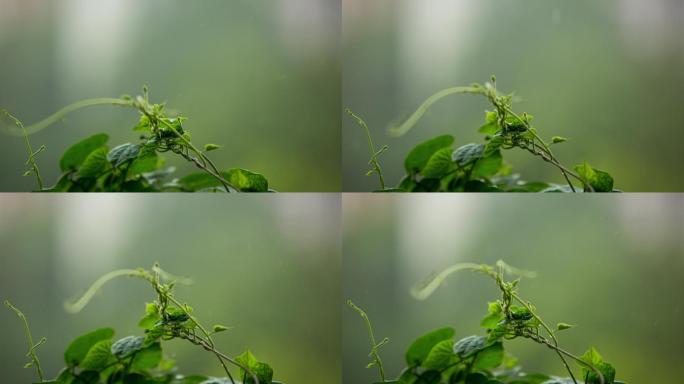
xmin=275 ymin=0 xmax=337 ymax=60
xmin=55 ymin=195 xmax=141 ymax=289
xmin=396 ymin=195 xmax=482 ymax=284
xmin=274 ymin=194 xmax=341 ymax=261
xmin=55 ymin=0 xmax=135 ymax=96
xmin=616 ymin=195 xmax=684 ymax=261
xmin=616 ymin=0 xmax=682 ymax=61
xmin=0 ymin=1 xmax=48 ymax=43
xmin=398 ymin=1 xmax=479 ymax=91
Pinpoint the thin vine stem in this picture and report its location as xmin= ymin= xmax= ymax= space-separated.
xmin=2 ymin=110 xmax=45 ymax=189
xmin=346 ymin=109 xmax=387 ymax=190
xmin=157 ymin=118 xmax=238 ymax=191
xmin=347 ymin=299 xmax=388 ymax=381
xmin=510 ymin=293 xmax=579 ymax=384
xmin=4 ymin=300 xmax=46 ymax=381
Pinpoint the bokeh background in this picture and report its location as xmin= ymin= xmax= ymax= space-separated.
xmin=342 ymin=194 xmax=684 ymax=383
xmin=0 ymin=194 xmax=341 ymax=383
xmin=343 ymin=0 xmax=684 ymax=191
xmin=0 ymin=0 xmax=340 ymax=191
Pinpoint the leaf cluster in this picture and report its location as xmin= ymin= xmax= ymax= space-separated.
xmin=348 ymin=261 xmax=625 ymax=384
xmin=5 ymin=264 xmax=281 ymax=384
xmin=3 ymin=89 xmax=270 ymax=192
xmin=348 ymin=77 xmax=617 ymax=192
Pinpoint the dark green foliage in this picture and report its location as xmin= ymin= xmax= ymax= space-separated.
xmin=4 ymin=89 xmax=270 ymax=192
xmin=6 ymin=264 xmax=280 ymax=384
xmin=348 ymin=261 xmax=626 ymax=384
xmin=348 ymin=77 xmax=618 ymax=192
xmin=64 ymin=328 xmax=114 ymax=367
xmin=405 ymin=328 xmax=455 ymax=366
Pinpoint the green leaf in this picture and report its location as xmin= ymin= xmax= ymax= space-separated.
xmin=213 ymin=324 xmax=230 ymax=333
xmin=397 ymin=175 xmax=416 ymax=192
xmin=236 ymin=350 xmax=273 ymax=384
xmin=111 ymin=336 xmax=144 ymax=359
xmin=225 ymin=168 xmax=269 ymax=192
xmin=574 ymin=162 xmax=614 ymax=192
xmin=76 ymin=147 xmax=109 ymax=179
xmin=246 ymin=362 xmax=273 ymax=384
xmin=64 ymin=327 xmax=114 ymax=367
xmin=131 ymin=342 xmax=162 ymax=371
xmin=178 ymin=173 xmax=224 ymax=191
xmin=510 ymin=305 xmax=533 ymax=321
xmin=236 ymin=350 xmax=258 ymax=370
xmin=453 ymin=335 xmax=487 ymax=358
xmin=132 ymin=115 xmax=151 ymax=132
xmin=143 ymin=326 xmax=164 ymax=347
xmin=579 ymin=347 xmax=616 ymax=384
xmin=556 ymin=322 xmax=574 ymax=331
xmin=473 ymin=342 xmax=504 ymax=370
xmin=60 ymin=133 xmax=109 ymax=171
xmin=79 ymin=339 xmax=113 ymax=371
xmin=483 ymin=136 xmax=505 ymax=157
xmin=204 ymin=144 xmax=221 ymax=152
xmin=179 ymin=169 xmax=268 ymax=192
xmin=464 ymin=372 xmax=489 ymax=384
xmin=53 ymin=367 xmax=75 ymax=384
xmin=452 ymin=143 xmax=484 ymax=167
xmin=421 ymin=339 xmax=455 ymax=370
xmin=69 ymin=371 xmax=99 ymax=384
xmin=480 ymin=302 xmax=503 ymax=329
xmin=464 ymin=179 xmax=501 ymax=192
xmin=478 ymin=111 xmax=500 ymax=135
xmin=107 ymin=143 xmax=141 ymax=167
xmin=472 ymin=151 xmax=503 ymax=178
xmin=138 ymin=303 xmax=161 ymax=330
xmin=405 ymin=327 xmax=455 ymax=366
xmin=404 ymin=135 xmax=454 ymax=174
xmin=129 ymin=153 xmax=161 ymax=176
xmin=421 ymin=147 xmax=454 ymax=179
xmin=551 ymin=136 xmax=568 ymax=144
xmin=413 ymin=370 xmax=441 ymax=384
xmin=164 ymin=307 xmax=191 ymax=323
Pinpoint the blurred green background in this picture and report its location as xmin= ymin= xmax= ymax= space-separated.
xmin=342 ymin=0 xmax=684 ymax=191
xmin=0 ymin=194 xmax=341 ymax=383
xmin=342 ymin=194 xmax=684 ymax=383
xmin=0 ymin=0 xmax=340 ymax=191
